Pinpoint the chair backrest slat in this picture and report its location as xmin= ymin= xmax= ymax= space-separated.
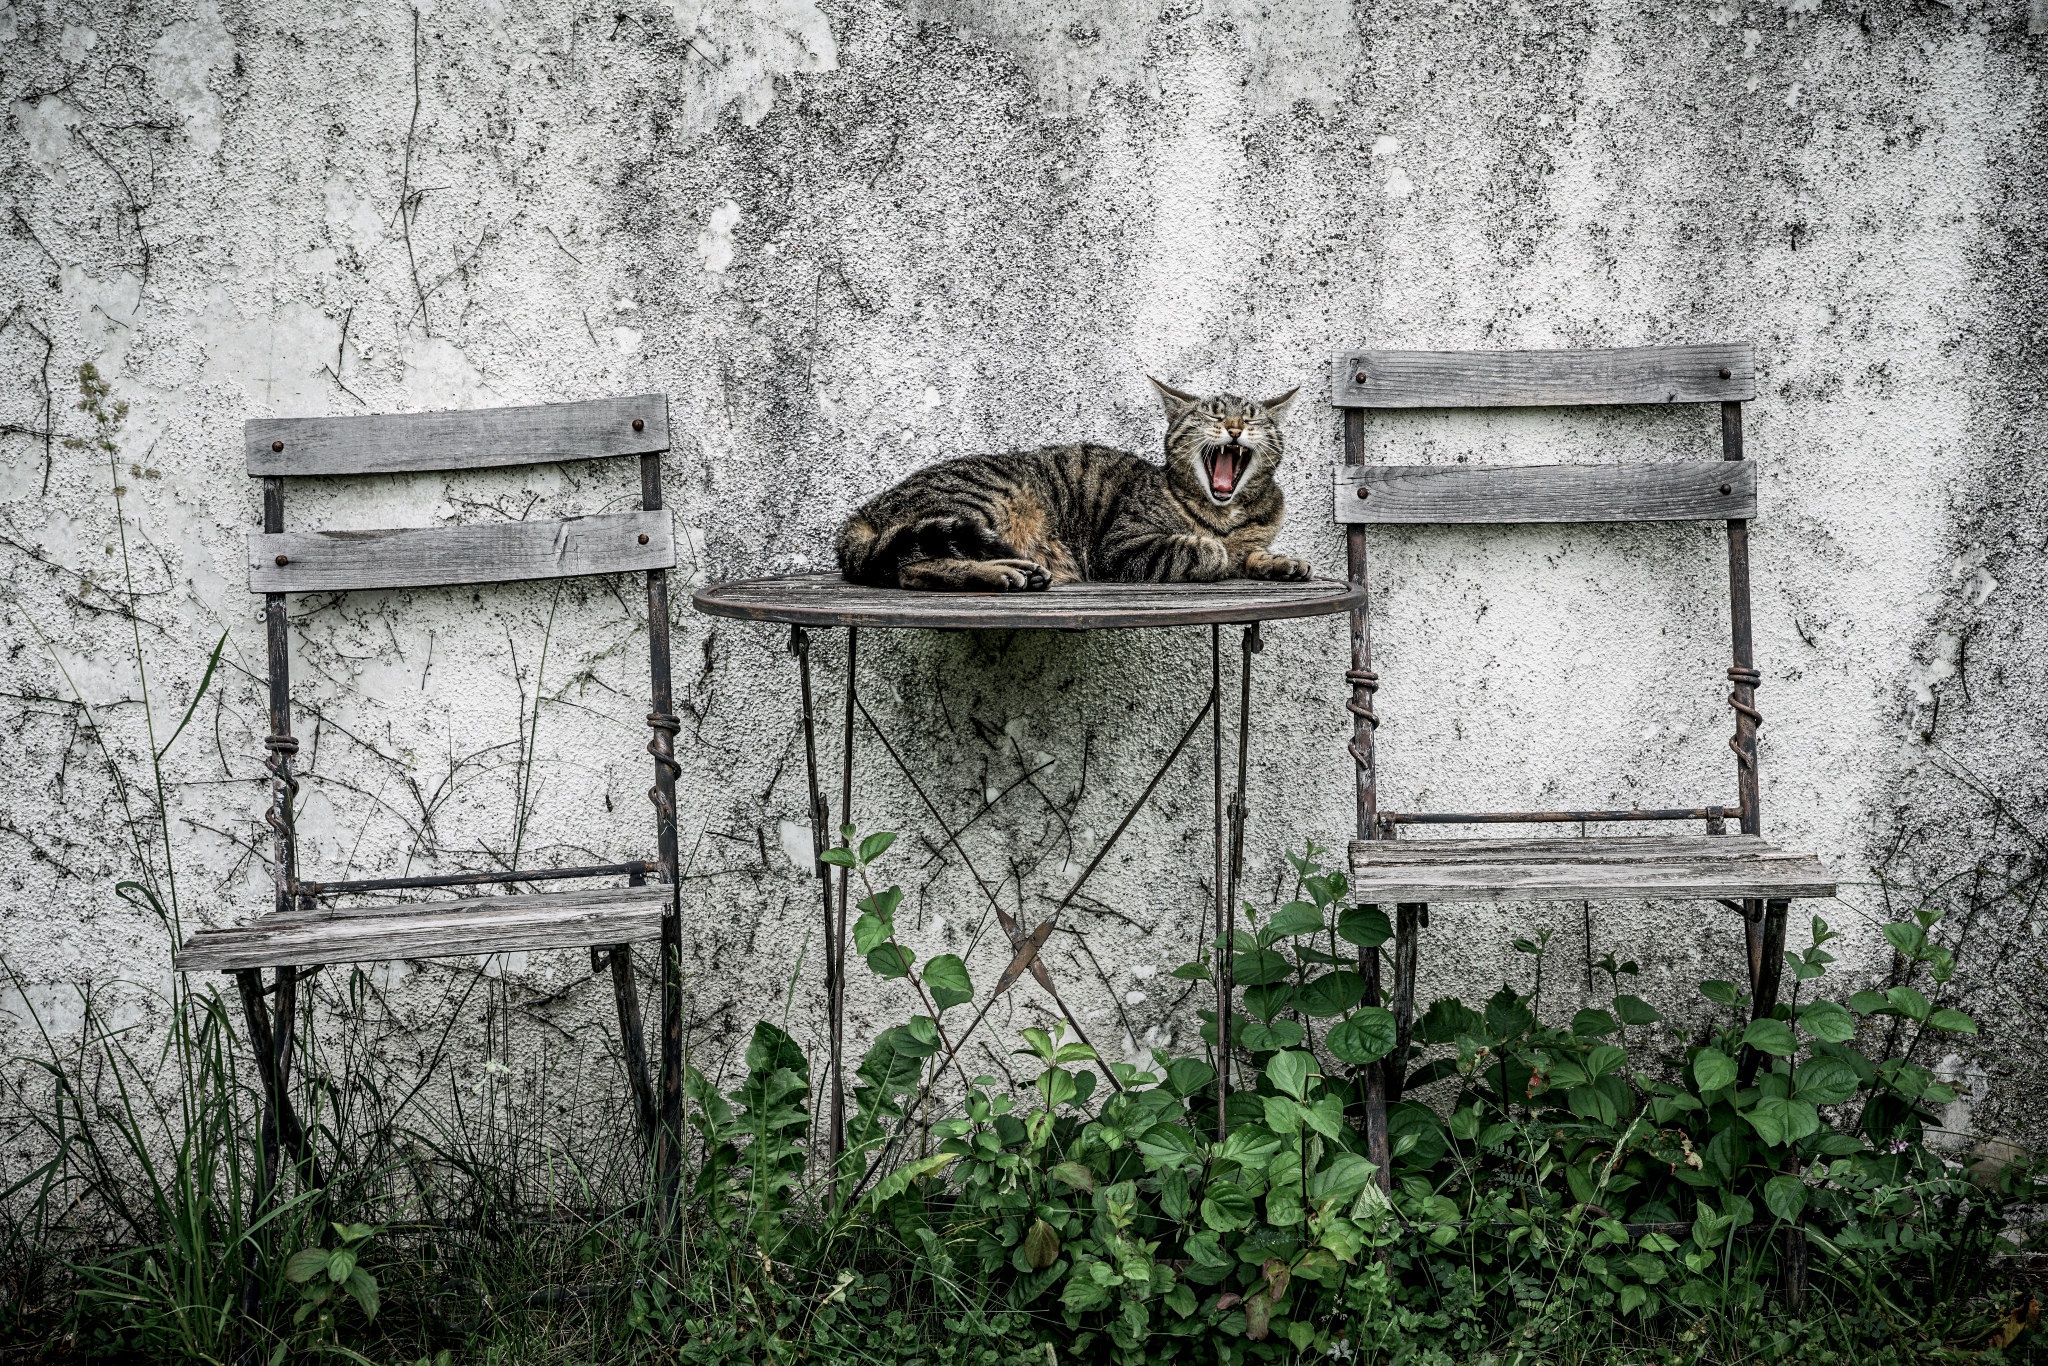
xmin=1334 ymin=461 xmax=1756 ymax=525
xmin=248 ymin=511 xmax=674 ymax=592
xmin=246 ymin=395 xmax=669 ymax=477
xmin=1334 ymin=343 xmax=1753 ymax=409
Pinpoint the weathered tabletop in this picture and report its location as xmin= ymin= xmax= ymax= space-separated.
xmin=691 ymin=573 xmax=1365 ymax=630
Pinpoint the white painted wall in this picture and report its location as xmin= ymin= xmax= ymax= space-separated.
xmin=2 ymin=0 xmax=2041 ymax=1162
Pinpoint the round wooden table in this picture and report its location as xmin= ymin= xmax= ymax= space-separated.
xmin=690 ymin=573 xmax=1365 ymax=1159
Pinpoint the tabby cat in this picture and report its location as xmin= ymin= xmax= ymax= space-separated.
xmin=835 ymin=380 xmax=1309 ymax=591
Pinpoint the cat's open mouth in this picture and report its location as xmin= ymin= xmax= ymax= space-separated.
xmin=1204 ymin=443 xmax=1247 ymax=501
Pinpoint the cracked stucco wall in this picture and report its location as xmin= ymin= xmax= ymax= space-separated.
xmin=2 ymin=0 xmax=2044 ymax=1169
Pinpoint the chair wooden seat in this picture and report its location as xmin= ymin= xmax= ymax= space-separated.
xmin=176 ymin=884 xmax=669 ymax=972
xmin=1347 ymin=834 xmax=1836 ymax=904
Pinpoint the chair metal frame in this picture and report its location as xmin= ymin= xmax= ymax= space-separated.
xmin=176 ymin=396 xmax=687 ymax=1265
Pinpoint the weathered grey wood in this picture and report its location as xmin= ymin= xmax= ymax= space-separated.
xmin=1332 ymin=344 xmax=1754 ymax=409
xmin=245 ymin=395 xmax=670 ymax=477
xmin=1346 ymin=834 xmax=1835 ymax=902
xmin=176 ymin=884 xmax=668 ymax=971
xmin=249 ymin=511 xmax=674 ymax=592
xmin=1355 ymin=835 xmax=1791 ymax=864
xmin=692 ymin=573 xmax=1363 ymax=630
xmin=1333 ymin=462 xmax=1757 ymax=525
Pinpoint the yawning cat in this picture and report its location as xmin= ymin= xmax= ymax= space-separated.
xmin=835 ymin=379 xmax=1309 ymax=592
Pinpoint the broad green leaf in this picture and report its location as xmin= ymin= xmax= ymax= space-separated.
xmin=868 ymin=1153 xmax=958 ymax=1209
xmin=1302 ymin=1094 xmax=1347 ymax=1141
xmin=852 ymin=912 xmax=892 ymax=956
xmin=1308 ymin=1154 xmax=1377 ymax=1205
xmin=1847 ymin=989 xmax=1890 ymax=1015
xmin=1337 ymin=905 xmax=1393 ymax=948
xmin=1022 ymin=1218 xmax=1060 ymax=1270
xmin=1231 ymin=949 xmax=1293 ymax=986
xmin=1745 ymin=1096 xmax=1819 ymax=1148
xmin=1572 ymin=1008 xmax=1619 ymax=1037
xmin=921 ymin=954 xmax=972 ymax=1011
xmin=1699 ymin=980 xmax=1740 ymax=1007
xmin=343 ymin=1267 xmax=379 ymax=1322
xmin=866 ymin=944 xmax=914 ymax=979
xmin=326 ymin=1247 xmax=357 ymax=1284
xmin=1585 ymin=1045 xmax=1628 ymax=1079
xmin=284 ymin=1248 xmax=330 ymax=1284
xmin=1200 ymin=1179 xmax=1255 ymax=1231
xmin=1165 ymin=1058 xmax=1217 ymax=1098
xmin=1060 ymin=1273 xmax=1112 ymax=1314
xmin=1543 ymin=1059 xmax=1589 ymax=1089
xmin=1295 ymin=970 xmax=1366 ymax=1018
xmin=1135 ymin=1122 xmax=1202 ymax=1165
xmin=1798 ymin=1001 xmax=1855 ymax=1043
xmin=1882 ymin=922 xmax=1926 ymax=956
xmin=1265 ymin=900 xmax=1326 ymax=938
xmin=1242 ymin=984 xmax=1295 ymax=1022
xmin=1793 ymin=1057 xmax=1858 ymax=1106
xmin=1741 ymin=1018 xmax=1797 ymax=1056
xmin=1264 ymin=1095 xmax=1304 ymax=1135
xmin=1169 ymin=960 xmax=1209 ymax=981
xmin=1762 ymin=1174 xmax=1807 ymax=1223
xmin=1266 ymin=1050 xmax=1316 ymax=1101
xmin=1693 ymin=1047 xmax=1737 ymax=1093
xmin=1327 ymin=1008 xmax=1397 ymax=1065
xmin=1928 ymin=1008 xmax=1977 ymax=1034
xmin=1054 ymin=1042 xmax=1097 ymax=1064
xmin=1618 ymin=1284 xmax=1647 ymax=1315
xmin=1238 ymin=1019 xmax=1306 ymax=1052
xmin=1448 ymin=1106 xmax=1480 ymax=1141
xmin=1613 ymin=994 xmax=1662 ymax=1027
xmin=1048 ymin=1161 xmax=1096 ymax=1191
xmin=857 ymin=886 xmax=904 ymax=918
xmin=1885 ymin=986 xmax=1932 ymax=1021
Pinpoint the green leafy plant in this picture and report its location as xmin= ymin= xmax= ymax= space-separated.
xmin=282 ymin=1222 xmax=380 ymax=1343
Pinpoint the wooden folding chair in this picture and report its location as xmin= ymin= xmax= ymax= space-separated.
xmin=1332 ymin=344 xmax=1837 ymax=1154
xmin=176 ymin=395 xmax=685 ymax=1217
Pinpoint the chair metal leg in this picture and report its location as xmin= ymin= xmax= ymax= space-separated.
xmin=1360 ymin=944 xmax=1391 ymax=1174
xmin=233 ymin=963 xmax=321 ymax=1332
xmin=1738 ymin=898 xmax=1791 ymax=1087
xmin=606 ymin=938 xmax=658 ymax=1150
xmin=1385 ymin=903 xmax=1423 ymax=1102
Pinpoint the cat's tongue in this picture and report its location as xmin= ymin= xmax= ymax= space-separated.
xmin=1209 ymin=446 xmax=1241 ymax=498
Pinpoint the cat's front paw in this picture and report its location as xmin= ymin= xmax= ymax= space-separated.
xmin=989 ymin=558 xmax=1052 ymax=592
xmin=1246 ymin=551 xmax=1312 ymax=581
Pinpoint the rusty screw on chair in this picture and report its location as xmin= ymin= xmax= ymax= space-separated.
xmin=1354 ymin=371 xmax=1367 ymax=384
xmin=632 ymin=418 xmax=645 ymax=432
xmin=272 ymin=440 xmax=284 ymax=452
xmin=1718 ymin=368 xmax=1732 ymax=380
xmin=275 ymin=554 xmax=289 ymax=566
xmin=1720 ymin=483 xmax=1732 ymax=495
xmin=1356 ymin=487 xmax=1370 ymax=499
xmin=638 ymin=533 xmax=650 ymax=544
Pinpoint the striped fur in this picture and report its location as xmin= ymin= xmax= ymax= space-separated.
xmin=836 ymin=381 xmax=1307 ymax=592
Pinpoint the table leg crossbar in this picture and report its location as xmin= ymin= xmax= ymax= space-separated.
xmin=792 ymin=622 xmax=1264 ymax=1160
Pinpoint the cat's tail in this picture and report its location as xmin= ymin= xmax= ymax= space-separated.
xmin=836 ymin=515 xmax=1013 ymax=586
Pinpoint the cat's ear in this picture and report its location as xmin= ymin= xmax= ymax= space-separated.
xmin=1147 ymin=376 xmax=1202 ymax=420
xmin=1257 ymin=386 xmax=1301 ymax=420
